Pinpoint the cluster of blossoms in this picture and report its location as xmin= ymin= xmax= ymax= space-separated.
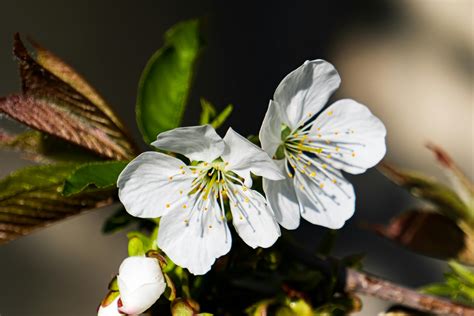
xmin=100 ymin=60 xmax=386 ymax=315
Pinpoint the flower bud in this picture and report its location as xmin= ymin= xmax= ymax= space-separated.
xmin=117 ymin=256 xmax=166 ymax=315
xmin=98 ymin=296 xmax=123 ymax=316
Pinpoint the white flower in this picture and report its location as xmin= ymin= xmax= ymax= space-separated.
xmin=118 ymin=125 xmax=284 ymax=275
xmin=117 ymin=256 xmax=166 ymax=315
xmin=259 ymin=60 xmax=386 ymax=229
xmin=98 ymin=296 xmax=124 ymax=316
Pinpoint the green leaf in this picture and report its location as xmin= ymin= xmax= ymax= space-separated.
xmin=199 ymin=98 xmax=216 ymax=125
xmin=136 ymin=19 xmax=203 ymax=144
xmin=422 ymin=261 xmax=474 ymax=307
xmin=62 ymin=161 xmax=128 ymax=196
xmin=0 ymin=164 xmax=114 ymax=244
xmin=210 ymin=104 xmax=233 ymax=129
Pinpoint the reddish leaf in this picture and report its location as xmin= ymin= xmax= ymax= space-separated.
xmin=370 ymin=210 xmax=474 ymax=265
xmin=0 ymin=95 xmax=132 ymax=160
xmin=2 ymin=34 xmax=138 ymax=160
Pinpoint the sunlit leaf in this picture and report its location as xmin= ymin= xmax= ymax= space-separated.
xmin=210 ymin=104 xmax=233 ymax=129
xmin=379 ymin=163 xmax=473 ymax=226
xmin=422 ymin=261 xmax=474 ymax=307
xmin=62 ymin=160 xmax=128 ymax=196
xmin=369 ymin=210 xmax=474 ymax=265
xmin=136 ymin=19 xmax=203 ymax=144
xmin=2 ymin=34 xmax=138 ymax=160
xmin=199 ymin=98 xmax=216 ymax=125
xmin=0 ymin=164 xmax=114 ymax=244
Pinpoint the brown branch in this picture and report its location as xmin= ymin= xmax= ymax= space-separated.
xmin=345 ymin=268 xmax=474 ymax=316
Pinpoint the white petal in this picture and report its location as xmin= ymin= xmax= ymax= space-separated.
xmin=118 ymin=257 xmax=166 ymax=315
xmin=259 ymin=100 xmax=283 ymax=158
xmin=98 ymin=296 xmax=123 ymax=316
xmin=262 ymin=160 xmax=301 ymax=230
xmin=118 ymin=152 xmax=195 ymax=218
xmin=157 ymin=196 xmax=231 ymax=275
xmin=294 ymin=166 xmax=355 ymax=229
xmin=274 ymin=60 xmax=340 ymax=128
xmin=227 ymin=183 xmax=281 ymax=248
xmin=222 ymin=128 xmax=284 ymax=186
xmin=151 ymin=125 xmax=225 ymax=162
xmin=311 ymin=99 xmax=387 ymax=174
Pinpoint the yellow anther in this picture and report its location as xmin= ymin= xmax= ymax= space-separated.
xmin=352 ymin=152 xmax=356 ymax=157
xmin=204 ymin=162 xmax=208 ymax=166
xmin=327 ymin=111 xmax=333 ymax=116
xmin=240 ymin=215 xmax=243 ymax=220
xmin=317 ymin=134 xmax=322 ymax=138
xmin=317 ymin=128 xmax=321 ymax=131
xmin=242 ymin=186 xmax=248 ymax=191
xmin=319 ymin=183 xmax=325 ymax=188
xmin=244 ymin=197 xmax=250 ymax=203
xmin=288 ymin=173 xmax=293 ymax=178
xmin=325 ymin=140 xmax=331 ymax=144
xmin=168 ymin=176 xmax=173 ymax=181
xmin=322 ymin=164 xmax=327 ymax=169
xmin=184 ymin=219 xmax=189 ymax=224
xmin=166 ymin=203 xmax=170 ymax=208
xmin=225 ymin=162 xmax=229 ymax=166
xmin=179 ymin=190 xmax=183 ymax=195
xmin=332 ymin=179 xmax=337 ymax=184
xmin=310 ymin=172 xmax=316 ymax=177
xmin=204 ymin=207 xmax=208 ymax=211
xmin=179 ymin=166 xmax=184 ymax=169
xmin=183 ymin=204 xmax=187 ymax=209
xmin=208 ymin=172 xmax=212 ymax=176
xmin=307 ymin=112 xmax=312 ymax=117
xmin=336 ymin=146 xmax=340 ymax=152
xmin=327 ymin=154 xmax=332 ymax=159
xmin=300 ymin=185 xmax=304 ymax=190
xmin=181 ymin=170 xmax=185 ymax=174
xmin=209 ymin=225 xmax=212 ymax=229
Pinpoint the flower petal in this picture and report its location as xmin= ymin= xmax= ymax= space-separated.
xmin=118 ymin=152 xmax=195 ymax=218
xmin=311 ymin=99 xmax=387 ymax=174
xmin=151 ymin=125 xmax=225 ymax=162
xmin=227 ymin=183 xmax=281 ymax=248
xmin=118 ymin=257 xmax=166 ymax=315
xmin=157 ymin=196 xmax=231 ymax=275
xmin=262 ymin=160 xmax=301 ymax=230
xmin=259 ymin=100 xmax=283 ymax=158
xmin=222 ymin=127 xmax=284 ymax=187
xmin=294 ymin=166 xmax=355 ymax=229
xmin=274 ymin=60 xmax=340 ymax=128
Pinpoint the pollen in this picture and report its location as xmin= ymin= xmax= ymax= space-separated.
xmin=310 ymin=172 xmax=316 ymax=177
xmin=166 ymin=203 xmax=170 ymax=208
xmin=322 ymin=164 xmax=327 ymax=169
xmin=327 ymin=111 xmax=333 ymax=116
xmin=183 ymin=204 xmax=187 ymax=209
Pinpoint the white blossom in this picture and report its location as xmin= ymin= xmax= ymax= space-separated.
xmin=259 ymin=60 xmax=386 ymax=229
xmin=118 ymin=125 xmax=284 ymax=275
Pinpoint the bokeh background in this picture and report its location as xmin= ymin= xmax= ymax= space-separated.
xmin=0 ymin=0 xmax=472 ymax=315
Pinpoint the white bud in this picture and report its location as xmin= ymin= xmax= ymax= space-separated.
xmin=98 ymin=296 xmax=123 ymax=316
xmin=117 ymin=256 xmax=166 ymax=315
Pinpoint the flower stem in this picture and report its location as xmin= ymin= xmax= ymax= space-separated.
xmin=344 ymin=268 xmax=474 ymax=316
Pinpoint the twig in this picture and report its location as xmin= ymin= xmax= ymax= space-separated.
xmin=345 ymin=268 xmax=474 ymax=316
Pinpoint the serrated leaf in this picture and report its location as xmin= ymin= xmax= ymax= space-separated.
xmin=136 ymin=19 xmax=203 ymax=144
xmin=369 ymin=210 xmax=474 ymax=265
xmin=379 ymin=163 xmax=473 ymax=226
xmin=1 ymin=34 xmax=137 ymax=160
xmin=0 ymin=164 xmax=114 ymax=244
xmin=0 ymin=129 xmax=100 ymax=162
xmin=62 ymin=160 xmax=128 ymax=196
xmin=210 ymin=104 xmax=233 ymax=129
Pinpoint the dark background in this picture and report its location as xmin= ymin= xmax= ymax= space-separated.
xmin=0 ymin=1 xmax=472 ymax=315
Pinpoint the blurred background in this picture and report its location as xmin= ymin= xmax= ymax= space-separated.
xmin=0 ymin=0 xmax=472 ymax=315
